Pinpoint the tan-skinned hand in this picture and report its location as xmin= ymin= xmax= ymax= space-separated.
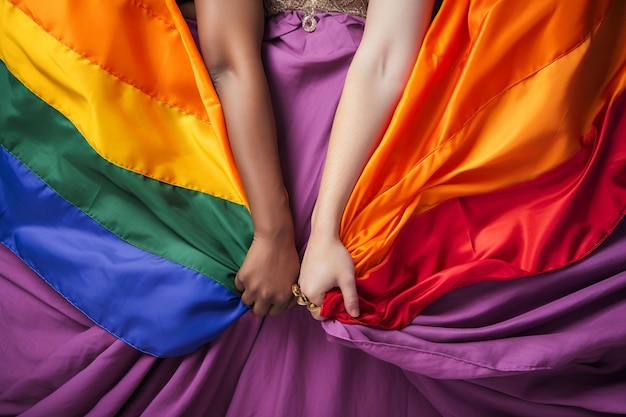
xmin=235 ymin=231 xmax=300 ymax=316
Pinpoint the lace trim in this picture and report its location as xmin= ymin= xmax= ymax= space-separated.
xmin=264 ymin=0 xmax=368 ymax=19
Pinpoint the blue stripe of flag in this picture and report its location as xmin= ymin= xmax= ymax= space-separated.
xmin=0 ymin=147 xmax=248 ymax=357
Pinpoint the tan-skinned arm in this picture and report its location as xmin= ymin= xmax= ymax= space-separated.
xmin=299 ymin=0 xmax=435 ymax=318
xmin=177 ymin=1 xmax=197 ymax=19
xmin=195 ymin=0 xmax=299 ymax=316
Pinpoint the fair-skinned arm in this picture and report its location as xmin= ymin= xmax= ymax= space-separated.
xmin=298 ymin=0 xmax=435 ymax=318
xmin=195 ymin=0 xmax=300 ymax=316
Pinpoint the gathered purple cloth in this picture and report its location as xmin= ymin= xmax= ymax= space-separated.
xmin=1 ymin=11 xmax=626 ymax=417
xmin=3 ymin=220 xmax=625 ymax=416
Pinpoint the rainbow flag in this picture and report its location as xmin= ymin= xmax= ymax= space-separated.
xmin=0 ymin=0 xmax=251 ymax=356
xmin=2 ymin=0 xmax=626 ymax=356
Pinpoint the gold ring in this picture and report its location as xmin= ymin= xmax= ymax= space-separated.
xmin=306 ymin=303 xmax=321 ymax=314
xmin=292 ymin=284 xmax=321 ymax=312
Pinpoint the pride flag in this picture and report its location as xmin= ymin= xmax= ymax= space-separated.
xmin=0 ymin=0 xmax=251 ymax=356
xmin=2 ymin=0 xmax=626 ymax=356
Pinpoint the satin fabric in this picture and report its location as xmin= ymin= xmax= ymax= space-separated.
xmin=3 ymin=0 xmax=626 ymax=342
xmin=0 ymin=0 xmax=243 ymax=203
xmin=0 ymin=0 xmax=253 ymax=355
xmin=323 ymin=0 xmax=626 ymax=323
xmin=263 ymin=10 xmax=366 ymax=251
xmin=1 ymin=4 xmax=626 ymax=416
xmin=2 ymin=220 xmax=625 ymax=416
xmin=325 ymin=86 xmax=626 ymax=326
xmin=0 ymin=147 xmax=247 ymax=356
xmin=342 ymin=0 xmax=626 ymax=273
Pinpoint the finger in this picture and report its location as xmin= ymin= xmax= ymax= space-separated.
xmin=252 ymin=301 xmax=271 ymax=317
xmin=309 ymin=306 xmax=326 ymax=321
xmin=240 ymin=287 xmax=256 ymax=306
xmin=267 ymin=301 xmax=288 ymax=317
xmin=338 ymin=276 xmax=360 ymax=318
xmin=305 ymin=286 xmax=325 ymax=307
xmin=234 ymin=274 xmax=245 ymax=293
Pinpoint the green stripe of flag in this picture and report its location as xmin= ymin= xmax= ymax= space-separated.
xmin=0 ymin=61 xmax=252 ymax=294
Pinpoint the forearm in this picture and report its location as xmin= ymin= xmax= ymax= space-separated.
xmin=196 ymin=0 xmax=293 ymax=237
xmin=311 ymin=0 xmax=434 ymax=239
xmin=214 ymin=68 xmax=294 ymax=236
xmin=195 ymin=0 xmax=298 ymax=315
xmin=310 ymin=64 xmax=402 ymax=237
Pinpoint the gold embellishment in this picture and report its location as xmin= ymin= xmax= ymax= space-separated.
xmin=264 ymin=0 xmax=368 ymax=21
xmin=292 ymin=283 xmax=321 ymax=313
xmin=306 ymin=303 xmax=321 ymax=314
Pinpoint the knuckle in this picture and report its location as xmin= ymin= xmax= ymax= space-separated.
xmin=346 ymin=299 xmax=359 ymax=309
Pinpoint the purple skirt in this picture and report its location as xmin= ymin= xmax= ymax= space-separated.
xmin=1 ymin=11 xmax=626 ymax=417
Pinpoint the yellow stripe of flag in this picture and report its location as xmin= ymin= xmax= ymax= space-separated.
xmin=0 ymin=0 xmax=247 ymax=206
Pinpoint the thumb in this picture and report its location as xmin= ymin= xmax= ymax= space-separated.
xmin=338 ymin=275 xmax=360 ymax=318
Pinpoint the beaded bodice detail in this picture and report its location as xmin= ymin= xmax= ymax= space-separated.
xmin=264 ymin=0 xmax=368 ymax=19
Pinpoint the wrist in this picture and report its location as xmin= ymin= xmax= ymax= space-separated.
xmin=254 ymin=220 xmax=295 ymax=243
xmin=249 ymin=188 xmax=295 ymax=237
xmin=309 ymin=205 xmax=341 ymax=241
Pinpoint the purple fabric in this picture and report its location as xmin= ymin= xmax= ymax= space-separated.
xmin=263 ymin=11 xmax=366 ymax=252
xmin=0 ymin=244 xmax=427 ymax=417
xmin=1 ymin=11 xmax=626 ymax=417
xmin=325 ymin=220 xmax=626 ymax=416
xmin=3 ymin=225 xmax=625 ymax=416
xmin=326 ymin=219 xmax=626 ymax=380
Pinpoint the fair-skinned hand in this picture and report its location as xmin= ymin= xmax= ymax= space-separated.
xmin=235 ymin=231 xmax=300 ymax=316
xmin=298 ymin=234 xmax=360 ymax=320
